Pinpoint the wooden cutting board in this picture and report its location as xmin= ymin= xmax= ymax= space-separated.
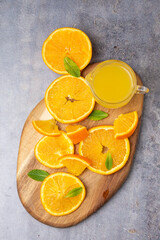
xmin=17 ymin=62 xmax=144 ymax=227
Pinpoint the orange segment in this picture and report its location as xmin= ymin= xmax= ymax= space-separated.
xmin=59 ymin=154 xmax=91 ymax=176
xmin=45 ymin=75 xmax=95 ymax=123
xmin=40 ymin=172 xmax=85 ymax=216
xmin=114 ymin=111 xmax=138 ymax=139
xmin=66 ymin=125 xmax=89 ymax=144
xmin=42 ymin=28 xmax=92 ymax=74
xmin=34 ymin=132 xmax=74 ymax=168
xmin=79 ymin=126 xmax=130 ymax=175
xmin=32 ymin=119 xmax=60 ymax=136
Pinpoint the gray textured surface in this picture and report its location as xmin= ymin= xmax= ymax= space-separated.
xmin=0 ymin=0 xmax=160 ymax=239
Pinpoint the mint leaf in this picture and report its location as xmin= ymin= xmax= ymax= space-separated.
xmin=64 ymin=187 xmax=83 ymax=198
xmin=64 ymin=56 xmax=80 ymax=77
xmin=105 ymin=152 xmax=113 ymax=170
xmin=88 ymin=110 xmax=109 ymax=121
xmin=28 ymin=169 xmax=49 ymax=181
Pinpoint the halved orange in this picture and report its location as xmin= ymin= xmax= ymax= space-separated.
xmin=66 ymin=125 xmax=89 ymax=144
xmin=40 ymin=172 xmax=85 ymax=216
xmin=32 ymin=119 xmax=60 ymax=136
xmin=42 ymin=28 xmax=92 ymax=74
xmin=34 ymin=132 xmax=74 ymax=168
xmin=79 ymin=126 xmax=130 ymax=175
xmin=114 ymin=111 xmax=138 ymax=139
xmin=59 ymin=154 xmax=91 ymax=176
xmin=45 ymin=75 xmax=95 ymax=123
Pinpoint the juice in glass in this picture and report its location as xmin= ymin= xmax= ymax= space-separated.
xmin=85 ymin=60 xmax=149 ymax=108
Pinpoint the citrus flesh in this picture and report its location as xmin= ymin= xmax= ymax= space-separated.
xmin=42 ymin=27 xmax=92 ymax=74
xmin=114 ymin=111 xmax=138 ymax=139
xmin=79 ymin=126 xmax=130 ymax=175
xmin=66 ymin=125 xmax=89 ymax=144
xmin=35 ymin=132 xmax=74 ymax=168
xmin=59 ymin=154 xmax=91 ymax=176
xmin=45 ymin=76 xmax=95 ymax=123
xmin=32 ymin=119 xmax=60 ymax=136
xmin=40 ymin=172 xmax=86 ymax=216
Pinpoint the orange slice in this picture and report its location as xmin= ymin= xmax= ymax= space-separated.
xmin=42 ymin=28 xmax=92 ymax=74
xmin=40 ymin=172 xmax=85 ymax=216
xmin=32 ymin=119 xmax=60 ymax=136
xmin=79 ymin=126 xmax=130 ymax=175
xmin=34 ymin=132 xmax=74 ymax=168
xmin=59 ymin=154 xmax=91 ymax=176
xmin=66 ymin=125 xmax=89 ymax=144
xmin=45 ymin=75 xmax=95 ymax=124
xmin=114 ymin=111 xmax=138 ymax=139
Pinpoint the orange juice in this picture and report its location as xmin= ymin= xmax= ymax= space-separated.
xmin=85 ymin=60 xmax=149 ymax=109
xmin=93 ymin=62 xmax=133 ymax=103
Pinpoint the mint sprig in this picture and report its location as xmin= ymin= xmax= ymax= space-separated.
xmin=64 ymin=56 xmax=80 ymax=77
xmin=88 ymin=110 xmax=109 ymax=121
xmin=28 ymin=169 xmax=49 ymax=181
xmin=105 ymin=152 xmax=113 ymax=170
xmin=64 ymin=187 xmax=83 ymax=198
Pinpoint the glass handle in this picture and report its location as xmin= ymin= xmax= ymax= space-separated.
xmin=136 ymin=85 xmax=149 ymax=94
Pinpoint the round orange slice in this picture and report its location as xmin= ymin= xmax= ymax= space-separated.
xmin=40 ymin=172 xmax=86 ymax=216
xmin=114 ymin=111 xmax=138 ymax=139
xmin=45 ymin=75 xmax=95 ymax=124
xmin=32 ymin=119 xmax=60 ymax=136
xmin=66 ymin=125 xmax=89 ymax=144
xmin=42 ymin=28 xmax=92 ymax=74
xmin=59 ymin=154 xmax=91 ymax=176
xmin=79 ymin=126 xmax=130 ymax=175
xmin=34 ymin=132 xmax=74 ymax=168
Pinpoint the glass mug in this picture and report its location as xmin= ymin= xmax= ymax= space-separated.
xmin=85 ymin=60 xmax=149 ymax=108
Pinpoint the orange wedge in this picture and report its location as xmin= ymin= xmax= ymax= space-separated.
xmin=114 ymin=111 xmax=138 ymax=139
xmin=34 ymin=132 xmax=74 ymax=168
xmin=42 ymin=28 xmax=92 ymax=74
xmin=66 ymin=125 xmax=89 ymax=144
xmin=40 ymin=172 xmax=85 ymax=216
xmin=59 ymin=154 xmax=91 ymax=176
xmin=45 ymin=75 xmax=95 ymax=124
xmin=32 ymin=119 xmax=60 ymax=136
xmin=79 ymin=126 xmax=130 ymax=175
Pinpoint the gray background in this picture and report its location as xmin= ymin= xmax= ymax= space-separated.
xmin=0 ymin=0 xmax=160 ymax=239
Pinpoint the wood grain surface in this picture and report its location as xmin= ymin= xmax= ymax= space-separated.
xmin=17 ymin=62 xmax=144 ymax=227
